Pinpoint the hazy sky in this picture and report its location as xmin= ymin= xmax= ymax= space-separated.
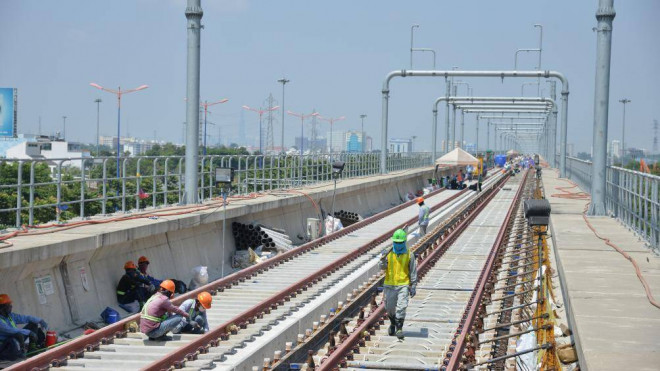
xmin=1 ymin=0 xmax=659 ymax=153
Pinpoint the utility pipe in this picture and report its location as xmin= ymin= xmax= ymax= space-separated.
xmin=411 ymin=48 xmax=436 ymax=69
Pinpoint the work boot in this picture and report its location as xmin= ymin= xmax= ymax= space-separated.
xmin=388 ymin=316 xmax=396 ymax=336
xmin=148 ymin=335 xmax=172 ymax=341
xmin=395 ymin=318 xmax=405 ymax=340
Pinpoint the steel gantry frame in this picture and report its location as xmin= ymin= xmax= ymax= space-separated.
xmin=431 ymin=96 xmax=555 ymax=160
xmin=382 ymin=70 xmax=569 ymax=176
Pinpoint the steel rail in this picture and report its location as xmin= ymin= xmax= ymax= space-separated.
xmin=316 ymin=173 xmax=513 ymax=370
xmin=10 ymin=179 xmax=456 ymax=371
xmin=444 ymin=170 xmax=529 ymax=370
xmin=144 ymin=183 xmax=478 ymax=370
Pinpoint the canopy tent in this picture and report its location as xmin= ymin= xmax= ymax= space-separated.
xmin=435 ymin=148 xmax=479 ymax=166
xmin=506 ymin=149 xmax=520 ymax=156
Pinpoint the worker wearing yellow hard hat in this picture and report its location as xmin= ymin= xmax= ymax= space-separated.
xmin=174 ymin=291 xmax=213 ymax=334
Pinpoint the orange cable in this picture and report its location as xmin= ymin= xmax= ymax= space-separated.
xmin=551 ymin=177 xmax=660 ymax=310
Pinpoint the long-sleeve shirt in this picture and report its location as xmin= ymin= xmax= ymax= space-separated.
xmin=379 ymin=249 xmax=418 ymax=287
xmin=178 ymin=299 xmax=209 ymax=332
xmin=418 ymin=205 xmax=430 ymax=226
xmin=0 ymin=313 xmax=43 ymax=342
xmin=140 ymin=293 xmax=188 ymax=334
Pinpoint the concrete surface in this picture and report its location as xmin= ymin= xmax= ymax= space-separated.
xmin=0 ymin=166 xmax=455 ymax=336
xmin=545 ymin=169 xmax=660 ymax=371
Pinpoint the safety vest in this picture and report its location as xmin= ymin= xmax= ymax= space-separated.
xmin=384 ymin=250 xmax=411 ymax=286
xmin=140 ymin=295 xmax=168 ymax=323
xmin=421 ymin=205 xmax=430 ymax=224
xmin=0 ymin=316 xmax=16 ymax=344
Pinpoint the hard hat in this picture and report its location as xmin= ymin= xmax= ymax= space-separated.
xmin=160 ymin=280 xmax=176 ymax=293
xmin=124 ymin=261 xmax=137 ymax=270
xmin=392 ymin=229 xmax=407 ymax=243
xmin=416 ymin=197 xmax=424 ymax=205
xmin=197 ymin=291 xmax=212 ymax=309
xmin=138 ymin=256 xmax=149 ymax=265
xmin=0 ymin=294 xmax=11 ymax=305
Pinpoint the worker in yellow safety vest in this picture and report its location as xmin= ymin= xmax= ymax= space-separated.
xmin=139 ymin=280 xmax=189 ymax=341
xmin=379 ymin=229 xmax=418 ymax=340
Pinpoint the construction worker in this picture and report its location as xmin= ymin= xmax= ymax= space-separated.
xmin=478 ymin=171 xmax=483 ymax=192
xmin=137 ymin=256 xmax=163 ymax=288
xmin=116 ymin=261 xmax=154 ymax=313
xmin=140 ymin=280 xmax=189 ymax=341
xmin=0 ymin=294 xmax=48 ymax=361
xmin=174 ymin=292 xmax=212 ymax=334
xmin=379 ymin=229 xmax=418 ymax=340
xmin=416 ymin=197 xmax=430 ymax=237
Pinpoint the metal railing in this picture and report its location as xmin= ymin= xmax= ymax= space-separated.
xmin=0 ymin=152 xmax=433 ymax=228
xmin=563 ymin=156 xmax=659 ymax=250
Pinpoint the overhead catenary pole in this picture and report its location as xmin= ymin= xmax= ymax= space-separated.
xmin=360 ymin=114 xmax=367 ymax=152
xmin=278 ymin=78 xmax=290 ymax=153
xmin=410 ymin=24 xmax=419 ymax=69
xmin=62 ymin=116 xmax=67 ymax=141
xmin=589 ymin=0 xmax=616 ymax=216
xmin=184 ymin=0 xmax=203 ymax=204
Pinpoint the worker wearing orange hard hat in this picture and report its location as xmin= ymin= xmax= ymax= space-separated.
xmin=116 ymin=261 xmax=154 ymax=314
xmin=140 ymin=280 xmax=189 ymax=341
xmin=0 ymin=294 xmax=48 ymax=361
xmin=174 ymin=292 xmax=213 ymax=334
xmin=417 ymin=197 xmax=430 ymax=237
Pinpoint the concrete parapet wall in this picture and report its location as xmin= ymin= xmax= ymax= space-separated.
xmin=0 ymin=166 xmax=456 ymax=334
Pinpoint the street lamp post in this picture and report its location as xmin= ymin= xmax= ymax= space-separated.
xmin=243 ymin=105 xmax=280 ymax=154
xmin=201 ymin=99 xmax=229 ymax=155
xmin=360 ymin=114 xmax=367 ymax=152
xmin=288 ymin=110 xmax=319 ymax=185
xmin=94 ymin=99 xmax=102 ymax=156
xmin=62 ymin=116 xmax=67 ymax=141
xmin=619 ymin=98 xmax=631 ymax=163
xmin=410 ymin=24 xmax=420 ymax=69
xmin=90 ymin=83 xmax=149 ymax=177
xmin=319 ymin=115 xmax=346 ymax=159
xmin=277 ymin=78 xmax=290 ymax=153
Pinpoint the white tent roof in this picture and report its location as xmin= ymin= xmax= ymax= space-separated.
xmin=435 ymin=148 xmax=479 ymax=166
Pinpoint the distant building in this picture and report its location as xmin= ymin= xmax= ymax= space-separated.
xmin=3 ymin=134 xmax=90 ymax=168
xmin=610 ymin=140 xmax=621 ymax=158
xmin=365 ymin=136 xmax=373 ymax=152
xmin=295 ymin=137 xmax=327 ymax=153
xmin=99 ymin=136 xmax=163 ymax=156
xmin=388 ymin=138 xmax=412 ymax=153
xmin=326 ymin=131 xmax=346 ymax=153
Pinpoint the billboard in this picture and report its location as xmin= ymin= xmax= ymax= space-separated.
xmin=0 ymin=88 xmax=17 ymax=137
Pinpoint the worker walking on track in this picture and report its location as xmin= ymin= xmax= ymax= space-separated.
xmin=140 ymin=280 xmax=189 ymax=341
xmin=0 ymin=294 xmax=48 ymax=362
xmin=380 ymin=229 xmax=418 ymax=340
xmin=417 ymin=197 xmax=430 ymax=237
xmin=174 ymin=292 xmax=212 ymax=334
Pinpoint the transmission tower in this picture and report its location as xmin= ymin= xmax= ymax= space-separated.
xmin=263 ymin=94 xmax=278 ymax=152
xmin=310 ymin=108 xmax=319 ymax=152
xmin=652 ymin=119 xmax=659 ymax=153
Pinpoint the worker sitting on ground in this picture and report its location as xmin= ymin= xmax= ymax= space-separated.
xmin=140 ymin=280 xmax=189 ymax=341
xmin=416 ymin=197 xmax=430 ymax=237
xmin=137 ymin=256 xmax=163 ymax=288
xmin=117 ymin=261 xmax=155 ymax=313
xmin=379 ymin=229 xmax=418 ymax=340
xmin=173 ymin=292 xmax=212 ymax=334
xmin=0 ymin=294 xmax=48 ymax=361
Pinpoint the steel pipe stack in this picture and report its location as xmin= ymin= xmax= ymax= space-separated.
xmin=232 ymin=222 xmax=293 ymax=251
xmin=333 ymin=210 xmax=362 ymax=227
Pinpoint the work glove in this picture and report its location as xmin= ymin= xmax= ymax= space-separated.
xmin=39 ymin=319 xmax=48 ymax=330
xmin=409 ymin=285 xmax=416 ymax=298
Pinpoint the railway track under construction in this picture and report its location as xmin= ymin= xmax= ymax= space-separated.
xmin=269 ymin=169 xmax=565 ymax=371
xmin=11 ymin=172 xmax=515 ymax=371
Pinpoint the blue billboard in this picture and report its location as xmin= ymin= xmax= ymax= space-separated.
xmin=0 ymin=88 xmax=16 ymax=137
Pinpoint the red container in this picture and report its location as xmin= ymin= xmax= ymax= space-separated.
xmin=45 ymin=331 xmax=57 ymax=347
